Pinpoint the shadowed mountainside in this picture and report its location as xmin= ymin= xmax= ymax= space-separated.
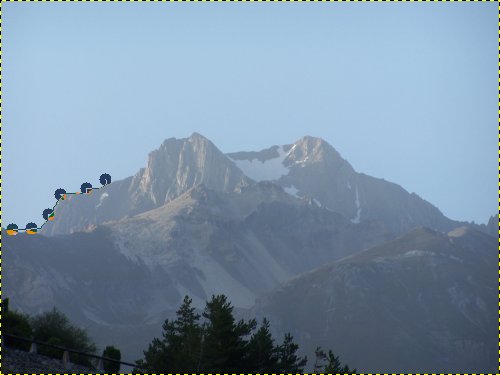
xmin=251 ymin=227 xmax=497 ymax=372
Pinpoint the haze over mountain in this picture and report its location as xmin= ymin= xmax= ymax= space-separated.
xmin=42 ymin=133 xmax=473 ymax=237
xmin=5 ymin=133 xmax=496 ymax=371
xmin=41 ymin=133 xmax=251 ymax=236
xmin=4 ymin=181 xmax=391 ymax=358
xmin=251 ymin=227 xmax=497 ymax=372
xmin=227 ymin=136 xmax=467 ymax=235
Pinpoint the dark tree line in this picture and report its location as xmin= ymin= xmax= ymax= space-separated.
xmin=135 ymin=295 xmax=354 ymax=373
xmin=3 ymin=298 xmax=120 ymax=370
xmin=4 ymin=296 xmax=353 ymax=373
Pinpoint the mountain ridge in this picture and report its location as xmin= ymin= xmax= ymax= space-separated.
xmin=251 ymin=226 xmax=497 ymax=372
xmin=41 ymin=133 xmax=476 ymax=237
xmin=5 ymin=132 xmax=493 ymax=370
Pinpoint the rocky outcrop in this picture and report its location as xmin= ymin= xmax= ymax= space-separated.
xmin=485 ymin=214 xmax=498 ymax=237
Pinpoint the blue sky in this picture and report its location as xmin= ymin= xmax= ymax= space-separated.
xmin=3 ymin=2 xmax=498 ymax=228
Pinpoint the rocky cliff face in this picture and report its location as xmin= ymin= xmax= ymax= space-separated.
xmin=132 ymin=133 xmax=250 ymax=207
xmin=229 ymin=135 xmax=463 ymax=235
xmin=251 ymin=227 xmax=497 ymax=372
xmin=41 ymin=133 xmax=250 ymax=236
xmin=485 ymin=214 xmax=498 ymax=237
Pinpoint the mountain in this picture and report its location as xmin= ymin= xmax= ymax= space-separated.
xmin=485 ymin=214 xmax=498 ymax=237
xmin=251 ymin=227 xmax=497 ymax=372
xmin=43 ymin=133 xmax=466 ymax=237
xmin=228 ymin=136 xmax=466 ymax=235
xmin=41 ymin=133 xmax=251 ymax=236
xmin=5 ymin=133 xmax=489 ymax=368
xmin=4 ymin=182 xmax=392 ymax=360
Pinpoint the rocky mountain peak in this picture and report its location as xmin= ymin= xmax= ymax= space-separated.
xmin=188 ymin=131 xmax=211 ymax=143
xmin=41 ymin=133 xmax=250 ymax=236
xmin=284 ymin=136 xmax=353 ymax=171
xmin=185 ymin=183 xmax=219 ymax=203
xmin=41 ymin=133 xmax=468 ymax=239
xmin=136 ymin=133 xmax=250 ymax=206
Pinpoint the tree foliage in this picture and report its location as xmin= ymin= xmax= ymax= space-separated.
xmin=246 ymin=318 xmax=279 ymax=372
xmin=275 ymin=332 xmax=307 ymax=373
xmin=4 ymin=309 xmax=33 ymax=351
xmin=138 ymin=294 xmax=350 ymax=373
xmin=4 ymin=301 xmax=123 ymax=371
xmin=314 ymin=346 xmax=356 ymax=373
xmin=31 ymin=308 xmax=97 ymax=367
xmin=103 ymin=345 xmax=122 ymax=373
xmin=138 ymin=296 xmax=203 ymax=372
xmin=201 ymin=294 xmax=256 ymax=372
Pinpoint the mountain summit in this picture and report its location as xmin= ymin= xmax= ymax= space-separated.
xmin=42 ymin=133 xmax=250 ymax=236
xmin=6 ymin=133 xmax=494 ymax=370
xmin=131 ymin=132 xmax=250 ymax=207
xmin=228 ymin=135 xmax=461 ymax=235
xmin=43 ymin=133 xmax=468 ymax=236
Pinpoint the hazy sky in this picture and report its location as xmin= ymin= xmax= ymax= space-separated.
xmin=4 ymin=2 xmax=497 ymax=228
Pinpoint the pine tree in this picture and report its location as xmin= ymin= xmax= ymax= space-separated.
xmin=313 ymin=346 xmax=328 ymax=372
xmin=137 ymin=294 xmax=352 ymax=373
xmin=141 ymin=295 xmax=202 ymax=372
xmin=168 ymin=295 xmax=203 ymax=371
xmin=315 ymin=346 xmax=356 ymax=373
xmin=200 ymin=294 xmax=256 ymax=372
xmin=140 ymin=337 xmax=168 ymax=371
xmin=276 ymin=333 xmax=307 ymax=373
xmin=323 ymin=349 xmax=356 ymax=373
xmin=246 ymin=318 xmax=279 ymax=372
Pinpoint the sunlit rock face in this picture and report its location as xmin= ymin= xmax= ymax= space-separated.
xmin=41 ymin=133 xmax=250 ymax=236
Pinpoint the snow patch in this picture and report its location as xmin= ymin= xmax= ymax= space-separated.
xmin=404 ymin=250 xmax=436 ymax=257
xmin=294 ymin=155 xmax=310 ymax=167
xmin=351 ymin=186 xmax=361 ymax=223
xmin=96 ymin=192 xmax=109 ymax=208
xmin=230 ymin=146 xmax=289 ymax=181
xmin=284 ymin=185 xmax=300 ymax=198
xmin=295 ymin=156 xmax=309 ymax=164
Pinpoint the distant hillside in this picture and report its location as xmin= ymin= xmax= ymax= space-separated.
xmin=251 ymin=227 xmax=497 ymax=372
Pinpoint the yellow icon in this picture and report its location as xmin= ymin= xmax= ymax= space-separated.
xmin=6 ymin=229 xmax=18 ymax=236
